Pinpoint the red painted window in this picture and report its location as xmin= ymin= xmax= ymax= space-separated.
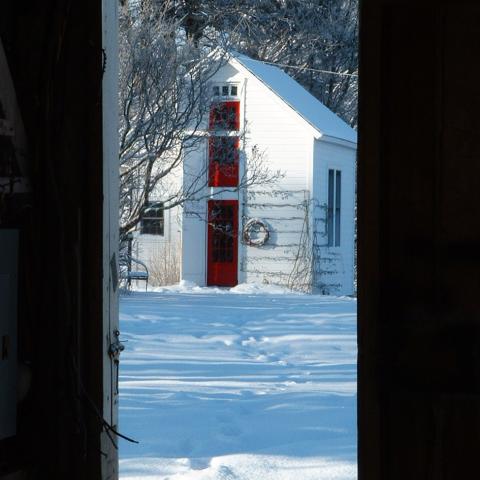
xmin=207 ymin=200 xmax=238 ymax=287
xmin=208 ymin=136 xmax=239 ymax=187
xmin=209 ymin=101 xmax=240 ymax=131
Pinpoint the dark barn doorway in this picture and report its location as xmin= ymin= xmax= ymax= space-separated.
xmin=357 ymin=2 xmax=480 ymax=479
xmin=0 ymin=1 xmax=119 ymax=479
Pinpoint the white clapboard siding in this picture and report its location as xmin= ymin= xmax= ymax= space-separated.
xmin=181 ymin=212 xmax=207 ymax=286
xmin=312 ymin=139 xmax=356 ymax=295
xmin=133 ymin=147 xmax=184 ymax=280
xmin=241 ymin=190 xmax=309 ymax=286
xmin=133 ymin=205 xmax=181 ymax=268
xmin=242 ymin=74 xmax=314 ymax=193
xmin=181 ymin=138 xmax=208 ymax=285
xmin=207 ymin=61 xmax=315 ymax=192
xmin=179 ymin=53 xmax=356 ymax=293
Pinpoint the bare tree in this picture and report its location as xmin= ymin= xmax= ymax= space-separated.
xmin=159 ymin=0 xmax=358 ymax=126
xmin=232 ymin=0 xmax=359 ymax=127
xmin=119 ymin=1 xmax=281 ymax=241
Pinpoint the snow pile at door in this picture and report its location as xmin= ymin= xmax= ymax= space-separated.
xmin=119 ymin=287 xmax=357 ymax=479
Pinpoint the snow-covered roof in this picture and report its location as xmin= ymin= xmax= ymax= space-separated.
xmin=231 ymin=53 xmax=357 ymax=144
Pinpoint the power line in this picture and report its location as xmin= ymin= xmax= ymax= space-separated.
xmin=258 ymin=59 xmax=358 ymax=78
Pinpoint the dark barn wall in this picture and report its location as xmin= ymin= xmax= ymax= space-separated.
xmin=0 ymin=1 xmax=106 ymax=479
xmin=358 ymin=2 xmax=480 ymax=479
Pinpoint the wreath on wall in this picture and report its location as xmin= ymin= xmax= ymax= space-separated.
xmin=243 ymin=218 xmax=270 ymax=247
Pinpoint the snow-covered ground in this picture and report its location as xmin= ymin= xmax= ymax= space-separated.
xmin=119 ymin=283 xmax=357 ymax=479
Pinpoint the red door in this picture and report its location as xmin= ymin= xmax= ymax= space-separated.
xmin=207 ymin=200 xmax=238 ymax=287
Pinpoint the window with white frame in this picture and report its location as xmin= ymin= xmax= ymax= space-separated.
xmin=327 ymin=169 xmax=341 ymax=247
xmin=212 ymin=83 xmax=239 ymax=98
xmin=140 ymin=201 xmax=164 ymax=235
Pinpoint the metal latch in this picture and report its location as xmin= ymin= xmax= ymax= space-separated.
xmin=109 ymin=330 xmax=125 ymax=395
xmin=108 ymin=329 xmax=125 ymax=358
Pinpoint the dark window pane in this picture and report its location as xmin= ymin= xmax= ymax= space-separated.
xmin=230 ymin=85 xmax=238 ymax=96
xmin=210 ymin=205 xmax=235 ymax=263
xmin=222 ymin=85 xmax=229 ymax=96
xmin=141 ymin=218 xmax=164 ymax=235
xmin=327 ymin=169 xmax=334 ymax=246
xmin=209 ymin=102 xmax=240 ymax=131
xmin=142 ymin=202 xmax=163 ymax=218
xmin=209 ymin=137 xmax=238 ymax=165
xmin=141 ymin=201 xmax=164 ymax=235
xmin=335 ymin=170 xmax=341 ymax=246
xmin=213 ymin=86 xmax=220 ymax=96
xmin=208 ymin=137 xmax=239 ymax=187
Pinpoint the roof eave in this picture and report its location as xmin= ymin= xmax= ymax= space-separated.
xmin=230 ymin=55 xmax=356 ymax=146
xmin=319 ymin=134 xmax=357 ymax=149
xmin=230 ymin=55 xmax=324 ymax=139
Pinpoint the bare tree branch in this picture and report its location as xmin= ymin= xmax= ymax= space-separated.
xmin=119 ymin=1 xmax=282 ymax=241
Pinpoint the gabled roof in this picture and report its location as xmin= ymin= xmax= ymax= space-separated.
xmin=230 ymin=53 xmax=357 ymax=144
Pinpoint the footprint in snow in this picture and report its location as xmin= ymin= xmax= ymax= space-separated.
xmin=189 ymin=457 xmax=211 ymax=470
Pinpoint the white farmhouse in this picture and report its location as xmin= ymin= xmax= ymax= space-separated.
xmin=181 ymin=53 xmax=357 ymax=295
